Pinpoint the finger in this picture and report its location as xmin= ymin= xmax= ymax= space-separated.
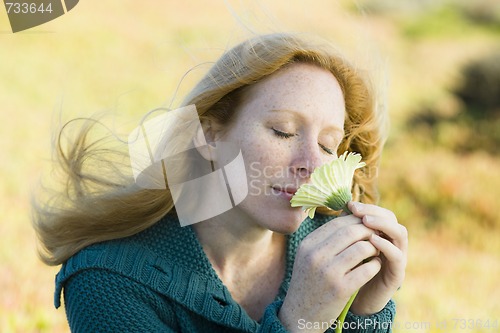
xmin=331 ymin=223 xmax=377 ymax=252
xmin=302 ymin=223 xmax=376 ymax=262
xmin=369 ymin=234 xmax=406 ymax=266
xmin=344 ymin=256 xmax=382 ymax=292
xmin=348 ymin=201 xmax=394 ymax=220
xmin=305 ymin=214 xmax=363 ymax=244
xmin=348 ymin=202 xmax=407 ymax=252
xmin=335 ymin=240 xmax=380 ymax=275
xmin=363 ymin=216 xmax=408 ymax=253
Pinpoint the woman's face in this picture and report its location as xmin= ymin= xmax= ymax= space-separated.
xmin=218 ymin=62 xmax=346 ymax=234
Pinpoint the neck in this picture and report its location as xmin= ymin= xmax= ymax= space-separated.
xmin=192 ymin=209 xmax=285 ymax=275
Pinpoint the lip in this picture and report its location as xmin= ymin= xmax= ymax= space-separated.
xmin=272 ymin=186 xmax=297 ymax=201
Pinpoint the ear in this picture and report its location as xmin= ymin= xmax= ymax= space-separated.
xmin=193 ymin=119 xmax=222 ymax=161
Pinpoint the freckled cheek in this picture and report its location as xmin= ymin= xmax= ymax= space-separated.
xmin=240 ymin=146 xmax=265 ymax=169
xmin=262 ymin=141 xmax=291 ymax=161
xmin=232 ymin=125 xmax=292 ymax=168
xmin=241 ymin=140 xmax=290 ymax=164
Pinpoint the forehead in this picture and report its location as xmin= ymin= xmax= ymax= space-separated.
xmin=242 ymin=62 xmax=345 ymax=116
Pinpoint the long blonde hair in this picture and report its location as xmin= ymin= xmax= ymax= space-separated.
xmin=32 ymin=33 xmax=387 ymax=265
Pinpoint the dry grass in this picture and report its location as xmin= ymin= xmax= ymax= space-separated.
xmin=1 ymin=1 xmax=499 ymax=332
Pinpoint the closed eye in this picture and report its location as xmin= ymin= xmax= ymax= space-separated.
xmin=272 ymin=128 xmax=296 ymax=139
xmin=319 ymin=143 xmax=335 ymax=155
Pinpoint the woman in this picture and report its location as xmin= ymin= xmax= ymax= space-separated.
xmin=33 ymin=33 xmax=407 ymax=332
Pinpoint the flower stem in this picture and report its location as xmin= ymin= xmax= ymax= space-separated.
xmin=335 ymin=203 xmax=357 ymax=333
xmin=335 ymin=289 xmax=359 ymax=333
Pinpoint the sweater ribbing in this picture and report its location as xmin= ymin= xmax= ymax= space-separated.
xmin=55 ymin=213 xmax=395 ymax=332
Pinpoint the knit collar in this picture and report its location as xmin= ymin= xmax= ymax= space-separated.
xmin=155 ymin=214 xmax=294 ymax=301
xmin=55 ymin=213 xmax=329 ymax=330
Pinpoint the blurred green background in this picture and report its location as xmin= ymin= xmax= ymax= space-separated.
xmin=1 ymin=1 xmax=499 ymax=332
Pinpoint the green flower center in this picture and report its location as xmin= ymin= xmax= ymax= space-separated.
xmin=324 ymin=187 xmax=352 ymax=211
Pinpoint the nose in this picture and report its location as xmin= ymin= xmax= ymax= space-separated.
xmin=290 ymin=137 xmax=324 ymax=179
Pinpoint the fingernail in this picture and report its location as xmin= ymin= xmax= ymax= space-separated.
xmin=364 ymin=215 xmax=374 ymax=224
xmin=351 ymin=201 xmax=363 ymax=212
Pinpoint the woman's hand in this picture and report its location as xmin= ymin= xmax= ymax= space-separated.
xmin=347 ymin=201 xmax=408 ymax=315
xmin=278 ymin=213 xmax=384 ymax=333
xmin=278 ymin=203 xmax=407 ymax=333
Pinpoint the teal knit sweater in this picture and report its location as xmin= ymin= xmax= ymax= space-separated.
xmin=55 ymin=214 xmax=395 ymax=332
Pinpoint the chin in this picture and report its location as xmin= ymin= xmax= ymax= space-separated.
xmin=272 ymin=225 xmax=301 ymax=235
xmin=269 ymin=211 xmax=306 ymax=235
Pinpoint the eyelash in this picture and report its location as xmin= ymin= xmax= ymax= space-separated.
xmin=272 ymin=128 xmax=336 ymax=155
xmin=319 ymin=143 xmax=335 ymax=155
xmin=272 ymin=128 xmax=296 ymax=139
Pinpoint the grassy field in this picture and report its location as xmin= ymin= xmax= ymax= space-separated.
xmin=1 ymin=1 xmax=499 ymax=332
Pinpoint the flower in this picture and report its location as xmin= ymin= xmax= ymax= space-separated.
xmin=290 ymin=151 xmax=366 ymax=333
xmin=290 ymin=151 xmax=366 ymax=219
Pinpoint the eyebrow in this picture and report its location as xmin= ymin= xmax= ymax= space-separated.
xmin=268 ymin=109 xmax=344 ymax=135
